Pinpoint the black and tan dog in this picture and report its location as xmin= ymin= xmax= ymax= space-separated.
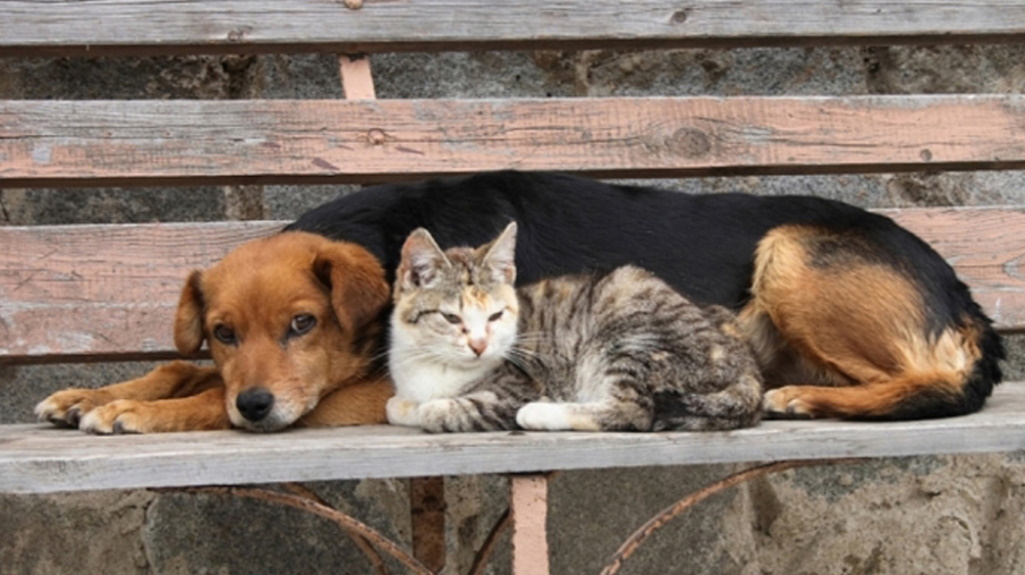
xmin=36 ymin=171 xmax=1005 ymax=432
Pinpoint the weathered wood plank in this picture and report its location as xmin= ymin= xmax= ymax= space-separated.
xmin=1 ymin=207 xmax=1022 ymax=363
xmin=2 ymin=382 xmax=1024 ymax=494
xmin=339 ymin=55 xmax=375 ymax=100
xmin=886 ymin=208 xmax=1025 ymax=333
xmin=0 ymin=222 xmax=284 ymax=363
xmin=511 ymin=476 xmax=551 ymax=575
xmin=2 ymin=0 xmax=1025 ymax=57
xmin=5 ymin=96 xmax=1025 ymax=187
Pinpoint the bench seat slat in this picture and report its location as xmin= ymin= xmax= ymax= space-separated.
xmin=2 ymin=207 xmax=1023 ymax=364
xmin=2 ymin=382 xmax=1024 ymax=494
xmin=5 ymin=96 xmax=1025 ymax=186
xmin=3 ymin=0 xmax=1025 ymax=57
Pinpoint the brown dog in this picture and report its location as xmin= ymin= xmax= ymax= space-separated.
xmin=35 ymin=231 xmax=394 ymax=433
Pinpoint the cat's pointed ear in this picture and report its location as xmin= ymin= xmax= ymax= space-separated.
xmin=482 ymin=222 xmax=517 ymax=285
xmin=399 ymin=228 xmax=449 ymax=291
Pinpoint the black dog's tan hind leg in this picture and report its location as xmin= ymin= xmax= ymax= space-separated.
xmin=742 ymin=224 xmax=997 ymax=420
xmin=35 ymin=361 xmax=230 ymax=433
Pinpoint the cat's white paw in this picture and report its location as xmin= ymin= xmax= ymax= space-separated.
xmin=386 ymin=396 xmax=421 ymax=427
xmin=516 ymin=402 xmax=573 ymax=431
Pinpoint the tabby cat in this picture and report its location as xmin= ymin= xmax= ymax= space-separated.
xmin=386 ymin=222 xmax=763 ymax=433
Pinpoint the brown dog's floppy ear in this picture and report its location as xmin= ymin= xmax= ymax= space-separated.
xmin=314 ymin=241 xmax=391 ymax=332
xmin=174 ymin=270 xmax=206 ymax=353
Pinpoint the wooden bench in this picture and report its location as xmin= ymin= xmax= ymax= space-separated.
xmin=2 ymin=2 xmax=1025 ymax=573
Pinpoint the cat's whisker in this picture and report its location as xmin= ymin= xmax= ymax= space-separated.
xmin=504 ymin=349 xmax=546 ymax=377
xmin=503 ymin=356 xmax=535 ymax=375
xmin=387 ymin=349 xmax=450 ymax=371
xmin=508 ymin=342 xmax=540 ymax=356
xmin=392 ymin=345 xmax=482 ymax=373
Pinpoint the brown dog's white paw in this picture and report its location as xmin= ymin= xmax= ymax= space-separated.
xmin=78 ymin=400 xmax=151 ymax=434
xmin=34 ymin=388 xmax=110 ymax=428
xmin=762 ymin=387 xmax=816 ymax=419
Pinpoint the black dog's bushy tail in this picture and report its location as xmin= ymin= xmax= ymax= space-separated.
xmin=860 ymin=315 xmax=1005 ymax=421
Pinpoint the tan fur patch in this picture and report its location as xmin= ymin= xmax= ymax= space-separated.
xmin=747 ymin=224 xmax=980 ymax=419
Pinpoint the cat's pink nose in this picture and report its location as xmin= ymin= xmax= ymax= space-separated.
xmin=468 ymin=339 xmax=488 ymax=357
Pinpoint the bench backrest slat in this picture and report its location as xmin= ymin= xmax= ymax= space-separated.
xmin=886 ymin=208 xmax=1025 ymax=335
xmin=4 ymin=0 xmax=1025 ymax=57
xmin=0 ymin=222 xmax=282 ymax=364
xmin=5 ymin=96 xmax=1025 ymax=187
xmin=2 ymin=208 xmax=1023 ymax=364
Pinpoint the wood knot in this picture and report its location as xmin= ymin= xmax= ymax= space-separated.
xmin=367 ymin=129 xmax=387 ymax=145
xmin=670 ymin=10 xmax=689 ymax=25
xmin=920 ymin=149 xmax=933 ymax=162
xmin=670 ymin=128 xmax=711 ymax=158
xmin=226 ymin=27 xmax=252 ymax=42
xmin=343 ymin=0 xmax=364 ymax=9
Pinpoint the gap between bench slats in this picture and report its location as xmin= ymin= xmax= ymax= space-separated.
xmin=3 ymin=0 xmax=1025 ymax=57
xmin=4 ymin=96 xmax=1025 ymax=186
xmin=1 ymin=207 xmax=1023 ymax=364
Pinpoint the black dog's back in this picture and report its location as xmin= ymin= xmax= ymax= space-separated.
xmin=291 ymin=171 xmax=939 ymax=307
xmin=291 ymin=171 xmax=772 ymax=304
xmin=289 ymin=170 xmax=1005 ymax=420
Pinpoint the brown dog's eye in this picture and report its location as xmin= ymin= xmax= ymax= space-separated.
xmin=289 ymin=314 xmax=317 ymax=336
xmin=441 ymin=312 xmax=461 ymax=325
xmin=213 ymin=324 xmax=237 ymax=345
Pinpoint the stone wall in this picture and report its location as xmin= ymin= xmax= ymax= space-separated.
xmin=2 ymin=45 xmax=1024 ymax=575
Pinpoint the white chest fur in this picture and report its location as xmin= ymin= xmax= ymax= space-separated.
xmin=389 ymin=354 xmax=494 ymax=403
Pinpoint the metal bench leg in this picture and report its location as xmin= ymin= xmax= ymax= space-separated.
xmin=511 ymin=474 xmax=550 ymax=575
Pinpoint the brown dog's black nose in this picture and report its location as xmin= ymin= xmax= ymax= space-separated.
xmin=236 ymin=388 xmax=275 ymax=422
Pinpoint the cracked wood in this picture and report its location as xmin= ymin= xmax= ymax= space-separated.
xmin=3 ymin=1 xmax=1025 ymax=57
xmin=4 ymin=96 xmax=1025 ymax=186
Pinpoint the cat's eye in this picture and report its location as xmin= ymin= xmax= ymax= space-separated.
xmin=441 ymin=312 xmax=462 ymax=325
xmin=289 ymin=314 xmax=317 ymax=336
xmin=212 ymin=324 xmax=237 ymax=345
xmin=488 ymin=310 xmax=504 ymax=322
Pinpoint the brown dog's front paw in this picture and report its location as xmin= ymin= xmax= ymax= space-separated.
xmin=762 ymin=387 xmax=815 ymax=419
xmin=79 ymin=390 xmax=232 ymax=434
xmin=35 ymin=388 xmax=112 ymax=428
xmin=79 ymin=400 xmax=164 ymax=434
xmin=77 ymin=400 xmax=138 ymax=434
